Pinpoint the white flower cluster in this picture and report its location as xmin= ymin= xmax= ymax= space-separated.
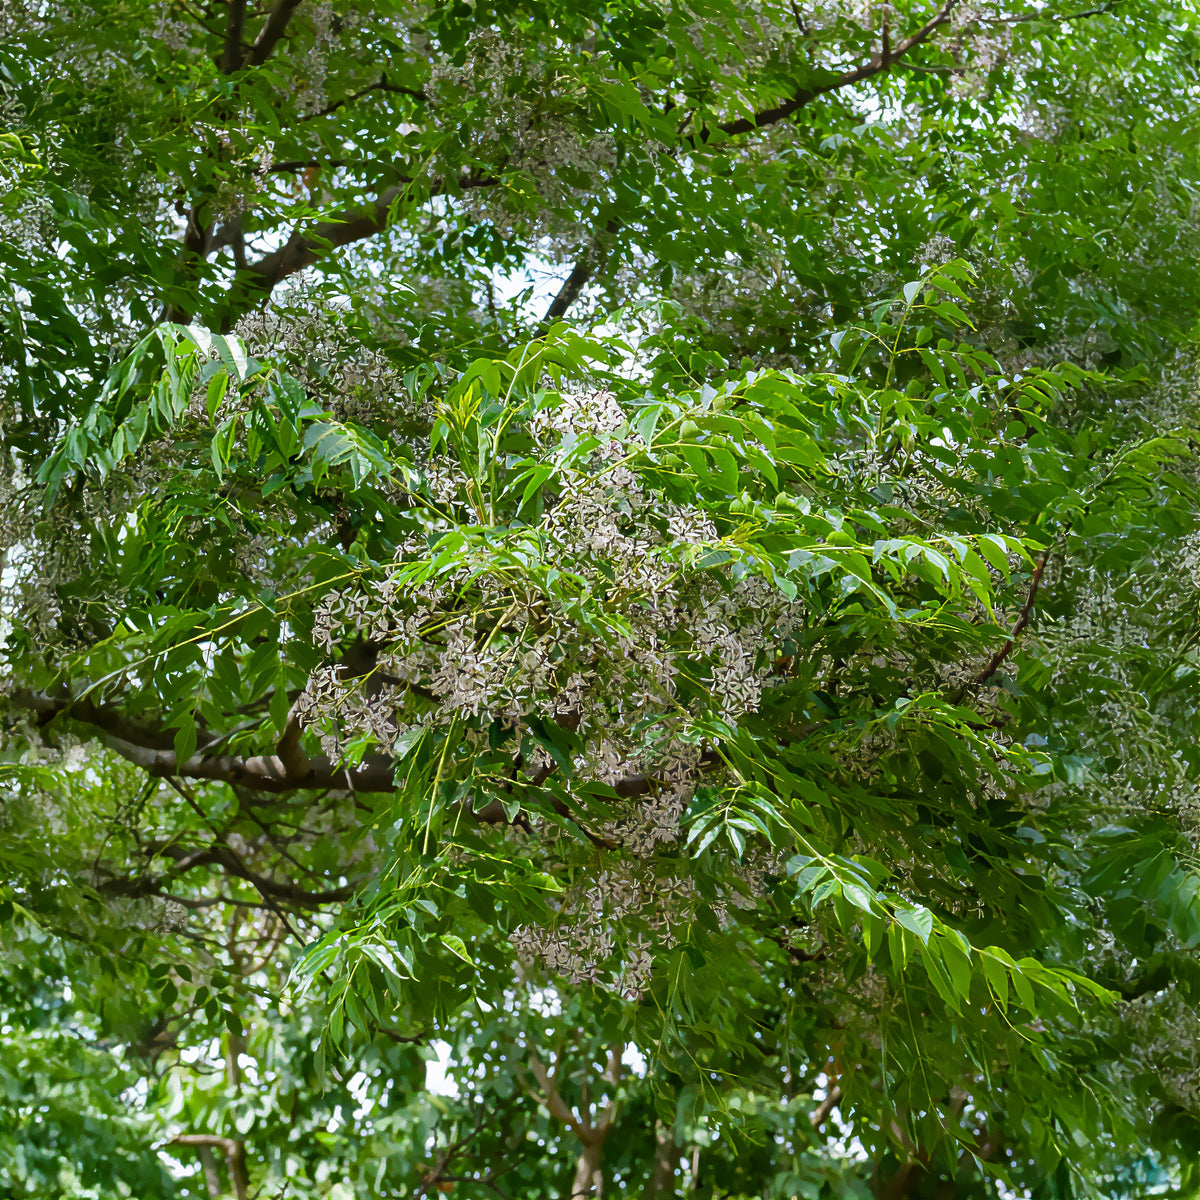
xmin=151 ymin=2 xmax=194 ymax=53
xmin=297 ymin=387 xmax=806 ymax=831
xmin=945 ymin=2 xmax=1013 ymax=100
xmin=0 ymin=450 xmax=136 ymax=652
xmin=511 ymin=842 xmax=785 ymax=996
xmin=512 ymin=863 xmax=694 ymax=998
xmin=0 ymin=97 xmax=54 ymax=258
xmin=428 ymin=29 xmax=619 ymax=242
xmin=530 ymin=388 xmax=626 ymax=445
xmin=1125 ymin=989 xmax=1200 ymax=1112
xmin=289 ymin=383 xmax=816 ymax=987
xmin=293 ymin=2 xmax=337 ymax=117
xmin=234 ymin=297 xmax=423 ymax=429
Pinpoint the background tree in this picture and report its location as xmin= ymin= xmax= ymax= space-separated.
xmin=1 ymin=1 xmax=1199 ymax=1197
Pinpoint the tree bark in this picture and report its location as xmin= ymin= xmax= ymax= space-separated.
xmin=196 ymin=1145 xmax=223 ymax=1198
xmin=571 ymin=1136 xmax=605 ymax=1198
xmin=646 ymin=1121 xmax=678 ymax=1197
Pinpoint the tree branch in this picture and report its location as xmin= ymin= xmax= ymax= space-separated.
xmin=297 ymin=72 xmax=427 ymax=122
xmin=527 ymin=1048 xmax=587 ymax=1137
xmin=274 ymin=705 xmax=311 ymax=777
xmin=12 ymin=688 xmax=715 ymax=808
xmin=647 ymin=1121 xmax=678 ymax=1198
xmin=709 ymin=0 xmax=961 ymax=140
xmin=413 ymin=1111 xmax=490 ymax=1200
xmin=247 ymin=0 xmax=304 ymax=67
xmin=146 ymin=840 xmax=361 ymax=906
xmin=164 ymin=0 xmax=282 ymax=322
xmin=810 ymin=1085 xmax=842 ymax=1129
xmin=162 ymin=0 xmax=969 ymax=329
xmin=171 ymin=1134 xmax=244 ymax=1152
xmin=538 ymin=2 xmax=961 ymax=327
xmin=538 ymin=256 xmax=601 ymax=333
xmin=978 ymin=1 xmax=1115 ymax=24
xmin=220 ymin=0 xmax=248 ymax=74
xmin=974 ymin=547 xmax=1051 ymax=685
xmin=169 ymin=1132 xmax=248 ymax=1200
xmin=534 ymin=216 xmax=625 ymax=331
xmin=196 ymin=1144 xmax=223 ymax=1200
xmin=224 ymin=170 xmax=499 ymax=323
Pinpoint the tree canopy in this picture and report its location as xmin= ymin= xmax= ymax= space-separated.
xmin=1 ymin=1 xmax=1199 ymax=1197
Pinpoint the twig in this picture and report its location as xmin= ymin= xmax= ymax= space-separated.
xmin=810 ymin=1085 xmax=843 ymax=1128
xmin=977 ymin=1 xmax=1115 ymax=24
xmin=974 ymin=548 xmax=1051 ymax=686
xmin=297 ymin=73 xmax=426 ymax=122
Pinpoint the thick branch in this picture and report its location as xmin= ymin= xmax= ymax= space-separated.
xmin=226 ymin=170 xmax=498 ymax=321
xmin=536 ymin=215 xmax=634 ymax=330
xmin=274 ymin=707 xmax=311 ymax=777
xmin=14 ymin=689 xmax=712 ymax=805
xmin=178 ymin=1 xmax=963 ymax=329
xmin=593 ymin=1045 xmax=623 ymax=1138
xmin=247 ymin=0 xmax=304 ymax=67
xmin=221 ymin=0 xmax=248 ymax=74
xmin=18 ymin=689 xmax=179 ymax=751
xmin=197 ymin=1144 xmax=222 ymax=1200
xmin=647 ymin=1122 xmax=678 ymax=1198
xmin=527 ymin=1047 xmax=622 ymax=1199
xmin=528 ymin=1049 xmax=587 ymax=1137
xmin=538 ymin=256 xmax=600 ymax=332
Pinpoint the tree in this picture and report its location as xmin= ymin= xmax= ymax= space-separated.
xmin=1 ymin=0 xmax=1198 ymax=1196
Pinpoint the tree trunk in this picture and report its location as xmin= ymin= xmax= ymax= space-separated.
xmin=197 ymin=1145 xmax=222 ymax=1199
xmin=646 ymin=1121 xmax=678 ymax=1197
xmin=571 ymin=1136 xmax=605 ymax=1198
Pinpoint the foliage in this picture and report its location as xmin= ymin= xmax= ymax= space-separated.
xmin=1 ymin=1 xmax=1199 ymax=1197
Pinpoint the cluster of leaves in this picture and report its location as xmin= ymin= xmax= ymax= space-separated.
xmin=2 ymin=1 xmax=1200 ymax=1197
